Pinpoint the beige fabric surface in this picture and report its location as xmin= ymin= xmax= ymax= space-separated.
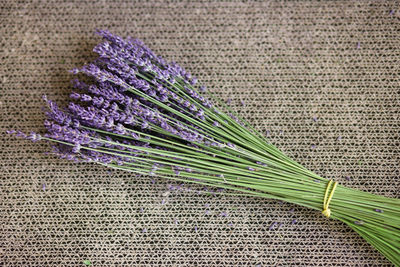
xmin=1 ymin=0 xmax=399 ymax=266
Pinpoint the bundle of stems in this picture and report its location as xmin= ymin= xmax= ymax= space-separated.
xmin=10 ymin=30 xmax=399 ymax=265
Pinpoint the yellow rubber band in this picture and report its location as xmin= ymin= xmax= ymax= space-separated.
xmin=322 ymin=180 xmax=338 ymax=218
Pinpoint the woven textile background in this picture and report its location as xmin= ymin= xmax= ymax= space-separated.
xmin=1 ymin=0 xmax=399 ymax=266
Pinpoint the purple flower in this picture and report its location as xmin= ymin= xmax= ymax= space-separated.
xmin=227 ymin=143 xmax=235 ymax=149
xmin=27 ymin=132 xmax=42 ymax=142
xmin=70 ymin=92 xmax=81 ymax=100
xmin=269 ymin=222 xmax=277 ymax=230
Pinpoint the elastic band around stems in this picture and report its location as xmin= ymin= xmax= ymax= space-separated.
xmin=322 ymin=180 xmax=338 ymax=218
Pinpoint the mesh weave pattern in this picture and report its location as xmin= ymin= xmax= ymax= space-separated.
xmin=1 ymin=1 xmax=399 ymax=266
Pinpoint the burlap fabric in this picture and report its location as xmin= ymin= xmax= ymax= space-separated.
xmin=1 ymin=1 xmax=399 ymax=266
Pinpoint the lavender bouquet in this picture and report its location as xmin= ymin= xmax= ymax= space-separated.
xmin=9 ymin=30 xmax=400 ymax=265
